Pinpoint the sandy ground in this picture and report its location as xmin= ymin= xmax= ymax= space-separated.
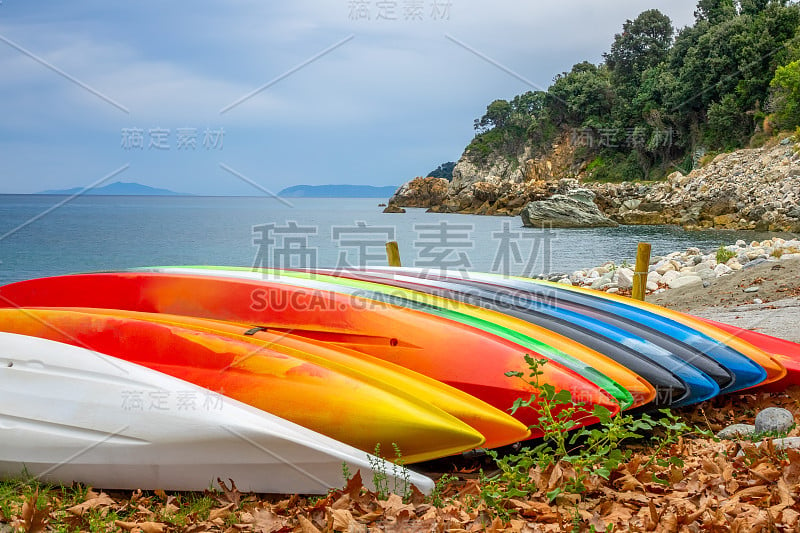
xmin=649 ymin=257 xmax=800 ymax=342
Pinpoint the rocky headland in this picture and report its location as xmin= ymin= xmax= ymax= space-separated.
xmin=385 ymin=137 xmax=800 ymax=233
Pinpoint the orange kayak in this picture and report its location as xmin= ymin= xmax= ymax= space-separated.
xmin=0 ymin=307 xmax=488 ymax=463
xmin=0 ymin=272 xmax=623 ymax=431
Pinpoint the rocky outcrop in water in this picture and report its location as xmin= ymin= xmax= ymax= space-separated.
xmin=383 ymin=176 xmax=449 ymax=212
xmin=386 ymin=139 xmax=583 ymax=216
xmin=387 ymin=135 xmax=800 ymax=232
xmin=520 ymin=189 xmax=618 ymax=228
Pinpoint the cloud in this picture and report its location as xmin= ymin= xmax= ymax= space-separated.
xmin=0 ymin=0 xmax=700 ymax=193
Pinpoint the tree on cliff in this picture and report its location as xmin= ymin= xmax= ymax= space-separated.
xmin=462 ymin=0 xmax=800 ymax=181
xmin=427 ymin=162 xmax=456 ymax=181
xmin=604 ymin=9 xmax=674 ymax=94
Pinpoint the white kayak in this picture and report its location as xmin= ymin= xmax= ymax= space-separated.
xmin=0 ymin=332 xmax=434 ymax=495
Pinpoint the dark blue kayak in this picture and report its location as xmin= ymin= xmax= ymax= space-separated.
xmin=307 ymin=268 xmax=721 ymax=408
xmin=365 ymin=268 xmax=767 ymax=394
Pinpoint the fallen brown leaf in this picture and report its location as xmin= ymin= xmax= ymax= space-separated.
xmin=67 ymin=492 xmax=115 ymax=516
xmin=296 ymin=515 xmax=321 ymax=533
xmin=217 ymin=478 xmax=242 ymax=507
xmin=21 ymin=491 xmax=48 ymax=533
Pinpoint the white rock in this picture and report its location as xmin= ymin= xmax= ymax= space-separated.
xmin=727 ymin=258 xmax=743 ymax=270
xmin=646 ymin=281 xmax=659 ymax=291
xmin=693 ymin=260 xmax=716 ymax=271
xmin=736 ymin=239 xmax=747 ymax=247
xmin=714 ymin=263 xmax=733 ymax=276
xmin=558 ymin=278 xmax=573 ymax=285
xmin=660 ymin=270 xmax=681 ymax=286
xmin=654 ymin=262 xmax=673 ymax=275
xmin=616 ymin=268 xmax=634 ymax=289
xmin=781 ymin=253 xmax=800 ymax=260
xmin=755 ymin=407 xmax=795 ymax=435
xmin=668 ymin=275 xmax=703 ymax=289
xmin=606 ymin=287 xmax=620 ymax=294
xmin=647 ymin=271 xmax=662 ymax=284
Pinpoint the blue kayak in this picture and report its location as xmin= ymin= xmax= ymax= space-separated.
xmin=364 ymin=267 xmax=768 ymax=394
xmin=305 ymin=268 xmax=721 ymax=408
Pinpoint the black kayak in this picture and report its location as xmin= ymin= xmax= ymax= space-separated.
xmin=306 ymin=268 xmax=722 ymax=408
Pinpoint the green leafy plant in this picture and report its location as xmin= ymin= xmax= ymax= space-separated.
xmin=428 ymin=473 xmax=458 ymax=508
xmin=716 ymin=245 xmax=736 ymax=264
xmin=481 ymin=356 xmax=697 ymax=521
xmin=366 ymin=443 xmax=412 ymax=502
xmin=635 ymin=409 xmax=701 ymax=485
xmin=341 ymin=462 xmax=352 ymax=485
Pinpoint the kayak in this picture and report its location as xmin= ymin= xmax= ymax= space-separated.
xmin=0 ymin=307 xmax=486 ymax=463
xmin=126 ymin=267 xmax=654 ymax=410
xmin=293 ymin=268 xmax=720 ymax=408
xmin=0 ymin=332 xmax=434 ymax=494
xmin=693 ymin=317 xmax=800 ymax=392
xmin=33 ymin=306 xmax=532 ymax=450
xmin=355 ymin=267 xmax=782 ymax=393
xmin=0 ymin=273 xmax=622 ymax=432
xmin=347 ymin=270 xmax=735 ymax=391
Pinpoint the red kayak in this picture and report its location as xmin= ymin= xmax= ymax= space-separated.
xmin=0 ymin=272 xmax=621 ymax=431
xmin=694 ymin=316 xmax=800 ymax=392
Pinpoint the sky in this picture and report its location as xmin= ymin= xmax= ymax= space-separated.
xmin=0 ymin=1 xmax=699 ymax=196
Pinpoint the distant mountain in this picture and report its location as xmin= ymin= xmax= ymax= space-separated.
xmin=37 ymin=181 xmax=189 ymax=196
xmin=278 ymin=185 xmax=398 ymax=198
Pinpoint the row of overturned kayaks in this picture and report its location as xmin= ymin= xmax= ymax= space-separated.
xmin=1 ymin=266 xmax=798 ymax=495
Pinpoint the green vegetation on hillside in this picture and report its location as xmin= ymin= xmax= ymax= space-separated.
xmin=426 ymin=161 xmax=456 ymax=181
xmin=468 ymin=0 xmax=800 ymax=181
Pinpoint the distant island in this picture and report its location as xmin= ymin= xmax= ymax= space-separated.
xmin=278 ymin=185 xmax=398 ymax=198
xmin=36 ymin=181 xmax=189 ymax=196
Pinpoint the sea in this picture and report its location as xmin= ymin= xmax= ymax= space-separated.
xmin=0 ymin=195 xmax=786 ymax=286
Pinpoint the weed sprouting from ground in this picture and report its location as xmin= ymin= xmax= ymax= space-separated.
xmin=366 ymin=442 xmax=412 ymax=502
xmin=480 ymin=355 xmax=705 ymax=520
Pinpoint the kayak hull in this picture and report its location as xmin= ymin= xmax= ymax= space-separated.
xmin=0 ymin=272 xmax=621 ymax=433
xmin=694 ymin=317 xmax=800 ymax=392
xmin=0 ymin=308 xmax=485 ymax=463
xmin=0 ymin=332 xmax=434 ymax=494
xmin=295 ymin=268 xmax=720 ymax=408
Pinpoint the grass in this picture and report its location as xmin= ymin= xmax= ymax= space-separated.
xmin=0 ymin=476 xmax=223 ymax=532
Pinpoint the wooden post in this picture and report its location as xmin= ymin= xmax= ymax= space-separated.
xmin=385 ymin=241 xmax=402 ymax=267
xmin=631 ymin=242 xmax=651 ymax=301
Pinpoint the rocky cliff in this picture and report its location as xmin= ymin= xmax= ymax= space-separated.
xmin=587 ymin=139 xmax=800 ymax=232
xmin=386 ymin=136 xmax=800 ymax=233
xmin=385 ymin=137 xmax=584 ymax=216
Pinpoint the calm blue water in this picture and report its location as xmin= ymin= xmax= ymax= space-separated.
xmin=0 ymin=195 xmax=786 ymax=286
